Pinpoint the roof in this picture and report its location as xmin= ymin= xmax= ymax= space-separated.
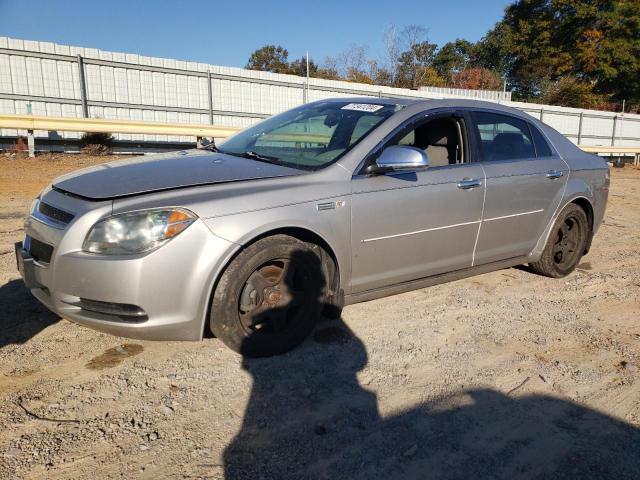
xmin=318 ymin=96 xmax=527 ymax=116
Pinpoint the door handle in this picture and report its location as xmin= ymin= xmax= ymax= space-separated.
xmin=457 ymin=178 xmax=482 ymax=190
xmin=546 ymin=170 xmax=564 ymax=179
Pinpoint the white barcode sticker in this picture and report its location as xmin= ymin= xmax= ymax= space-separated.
xmin=341 ymin=103 xmax=384 ymax=112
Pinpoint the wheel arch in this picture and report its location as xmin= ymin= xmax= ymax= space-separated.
xmin=531 ymin=194 xmax=595 ymax=260
xmin=248 ymin=226 xmax=341 ymax=289
xmin=201 ymin=225 xmax=342 ymax=339
xmin=569 ymin=196 xmax=595 ymax=254
xmin=570 ymin=196 xmax=594 ymax=233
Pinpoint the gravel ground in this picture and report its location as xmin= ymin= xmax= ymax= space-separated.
xmin=1 ymin=154 xmax=639 ymax=479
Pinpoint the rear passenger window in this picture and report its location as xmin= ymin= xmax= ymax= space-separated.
xmin=472 ymin=112 xmax=535 ymax=161
xmin=530 ymin=124 xmax=553 ymax=157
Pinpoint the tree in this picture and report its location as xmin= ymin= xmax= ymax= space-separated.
xmin=317 ymin=56 xmax=341 ymax=80
xmin=480 ymin=0 xmax=640 ymax=103
xmin=315 ymin=66 xmax=341 ymax=80
xmin=433 ymin=39 xmax=475 ymax=79
xmin=383 ymin=24 xmax=402 ymax=82
xmin=473 ymin=23 xmax=511 ymax=73
xmin=540 ymin=76 xmax=609 ymax=109
xmin=383 ymin=24 xmax=439 ymax=88
xmin=368 ymin=61 xmax=394 ymax=86
xmin=323 ymin=45 xmax=377 ymax=84
xmin=346 ymin=68 xmax=375 ymax=84
xmin=288 ymin=56 xmax=318 ymax=77
xmin=452 ymin=68 xmax=503 ymax=90
xmin=246 ymin=45 xmax=290 ymax=74
xmin=336 ymin=45 xmax=370 ymax=78
xmin=414 ymin=67 xmax=447 ymax=88
xmin=395 ymin=41 xmax=439 ymax=88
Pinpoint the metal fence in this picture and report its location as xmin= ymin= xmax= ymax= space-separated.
xmin=419 ymin=86 xmax=511 ymax=101
xmin=1 ymin=36 xmax=639 ymax=151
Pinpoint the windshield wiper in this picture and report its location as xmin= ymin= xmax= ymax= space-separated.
xmin=232 ymin=151 xmax=282 ymax=165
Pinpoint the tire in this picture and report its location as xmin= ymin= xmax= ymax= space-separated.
xmin=210 ymin=235 xmax=332 ymax=357
xmin=529 ymin=203 xmax=589 ymax=278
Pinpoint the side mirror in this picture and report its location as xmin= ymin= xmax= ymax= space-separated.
xmin=373 ymin=145 xmax=430 ymax=173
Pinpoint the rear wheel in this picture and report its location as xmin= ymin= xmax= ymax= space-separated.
xmin=210 ymin=235 xmax=331 ymax=357
xmin=529 ymin=203 xmax=589 ymax=278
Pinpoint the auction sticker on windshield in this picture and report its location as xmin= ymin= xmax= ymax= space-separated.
xmin=341 ymin=103 xmax=384 ymax=112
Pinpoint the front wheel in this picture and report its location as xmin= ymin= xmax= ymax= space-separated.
xmin=529 ymin=203 xmax=589 ymax=278
xmin=210 ymin=235 xmax=331 ymax=357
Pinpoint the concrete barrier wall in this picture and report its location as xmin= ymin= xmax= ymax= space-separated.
xmin=1 ymin=36 xmax=639 ymax=151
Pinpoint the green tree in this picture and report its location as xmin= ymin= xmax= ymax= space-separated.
xmin=415 ymin=66 xmax=447 ymax=88
xmin=433 ymin=39 xmax=475 ymax=79
xmin=288 ymin=57 xmax=319 ymax=77
xmin=395 ymin=41 xmax=439 ymax=88
xmin=473 ymin=22 xmax=512 ymax=74
xmin=481 ymin=0 xmax=640 ymax=103
xmin=540 ymin=76 xmax=609 ymax=109
xmin=246 ymin=45 xmax=291 ymax=74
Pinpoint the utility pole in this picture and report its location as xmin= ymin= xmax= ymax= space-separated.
xmin=306 ymin=51 xmax=310 ymax=104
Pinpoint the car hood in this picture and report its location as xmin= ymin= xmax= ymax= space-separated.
xmin=52 ymin=149 xmax=304 ymax=200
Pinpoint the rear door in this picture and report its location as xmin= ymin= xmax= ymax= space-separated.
xmin=470 ymin=111 xmax=568 ymax=265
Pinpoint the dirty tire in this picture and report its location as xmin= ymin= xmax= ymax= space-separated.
xmin=530 ymin=203 xmax=589 ymax=278
xmin=210 ymin=235 xmax=331 ymax=357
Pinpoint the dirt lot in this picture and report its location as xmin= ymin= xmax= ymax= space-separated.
xmin=1 ymin=154 xmax=639 ymax=479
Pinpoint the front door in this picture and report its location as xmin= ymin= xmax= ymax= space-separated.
xmin=350 ymin=113 xmax=485 ymax=294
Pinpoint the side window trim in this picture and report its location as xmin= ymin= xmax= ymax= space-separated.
xmin=527 ymin=122 xmax=539 ymax=158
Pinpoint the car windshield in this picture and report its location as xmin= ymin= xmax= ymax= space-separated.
xmin=219 ymin=101 xmax=403 ymax=170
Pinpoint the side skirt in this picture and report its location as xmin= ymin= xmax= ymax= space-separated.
xmin=344 ymin=255 xmax=530 ymax=306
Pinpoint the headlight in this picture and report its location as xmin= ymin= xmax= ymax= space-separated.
xmin=83 ymin=208 xmax=196 ymax=255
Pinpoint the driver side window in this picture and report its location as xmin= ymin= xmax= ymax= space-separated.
xmin=386 ymin=115 xmax=466 ymax=167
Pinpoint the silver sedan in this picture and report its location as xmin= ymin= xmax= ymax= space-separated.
xmin=16 ymin=98 xmax=609 ymax=356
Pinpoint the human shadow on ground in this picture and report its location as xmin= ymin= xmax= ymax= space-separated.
xmin=223 ymin=252 xmax=640 ymax=480
xmin=0 ymin=279 xmax=59 ymax=348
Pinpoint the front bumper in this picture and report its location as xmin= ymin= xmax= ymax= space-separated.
xmin=15 ymin=241 xmax=40 ymax=290
xmin=18 ymin=192 xmax=236 ymax=341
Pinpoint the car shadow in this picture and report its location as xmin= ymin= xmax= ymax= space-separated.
xmin=513 ymin=263 xmax=536 ymax=274
xmin=223 ymin=252 xmax=640 ymax=479
xmin=0 ymin=279 xmax=59 ymax=348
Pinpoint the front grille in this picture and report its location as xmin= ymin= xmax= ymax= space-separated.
xmin=39 ymin=202 xmax=75 ymax=225
xmin=29 ymin=237 xmax=54 ymax=263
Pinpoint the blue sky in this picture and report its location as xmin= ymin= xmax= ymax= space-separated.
xmin=0 ymin=0 xmax=510 ymax=67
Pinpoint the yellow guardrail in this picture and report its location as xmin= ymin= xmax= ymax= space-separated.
xmin=0 ymin=114 xmax=332 ymax=145
xmin=578 ymin=145 xmax=640 ymax=166
xmin=577 ymin=145 xmax=640 ymax=154
xmin=0 ymin=113 xmax=241 ymax=138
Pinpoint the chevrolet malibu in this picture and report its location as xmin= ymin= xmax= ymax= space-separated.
xmin=16 ymin=98 xmax=609 ymax=356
